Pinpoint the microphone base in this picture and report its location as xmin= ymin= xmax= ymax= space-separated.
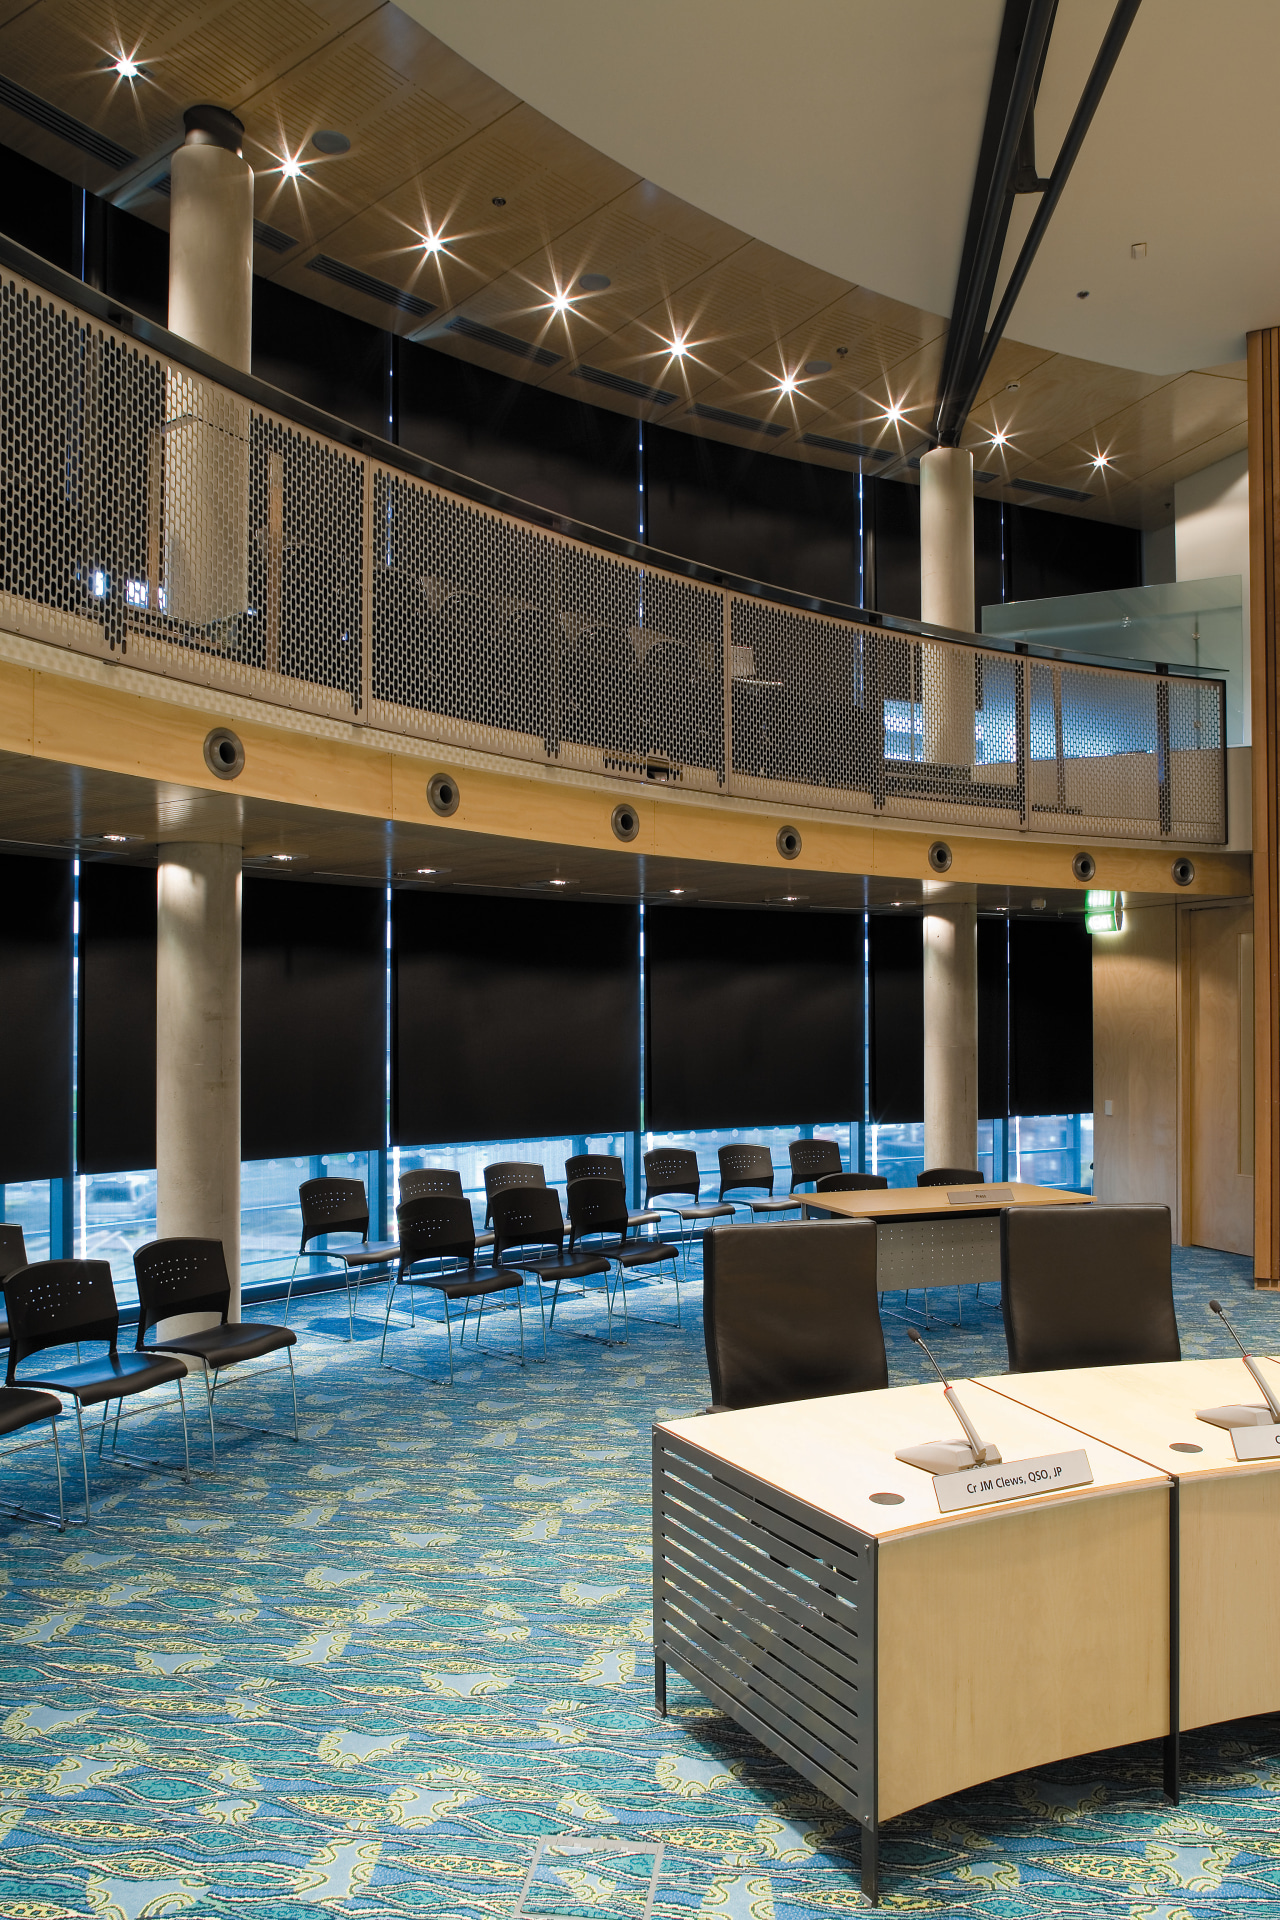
xmin=1196 ymin=1404 xmax=1276 ymax=1430
xmin=894 ymin=1438 xmax=1003 ymax=1474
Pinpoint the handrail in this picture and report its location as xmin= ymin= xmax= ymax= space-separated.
xmin=0 ymin=239 xmax=1228 ymax=845
xmin=0 ymin=229 xmax=1223 ymax=681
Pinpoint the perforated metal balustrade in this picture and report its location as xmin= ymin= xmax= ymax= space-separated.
xmin=0 ymin=265 xmax=1226 ymax=843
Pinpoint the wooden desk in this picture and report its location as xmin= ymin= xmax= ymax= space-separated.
xmin=806 ymin=1183 xmax=1092 ymax=1297
xmin=654 ymin=1380 xmax=1171 ymax=1903
xmin=981 ymin=1357 xmax=1280 ymax=1740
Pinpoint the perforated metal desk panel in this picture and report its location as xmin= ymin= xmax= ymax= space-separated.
xmin=982 ymin=1356 xmax=1280 ymax=1735
xmin=807 ymin=1182 xmax=1092 ymax=1293
xmin=653 ymin=1381 xmax=1170 ymax=1904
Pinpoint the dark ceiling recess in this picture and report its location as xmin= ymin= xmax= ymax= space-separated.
xmin=930 ymin=0 xmax=1143 ymax=450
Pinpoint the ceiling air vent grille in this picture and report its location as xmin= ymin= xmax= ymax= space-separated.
xmin=0 ymin=75 xmax=133 ymax=170
xmin=445 ymin=315 xmax=561 ymax=367
xmin=306 ymin=255 xmax=434 ymax=318
xmin=801 ymin=432 xmax=890 ymax=460
xmin=1010 ymin=476 xmax=1093 ymax=504
xmin=571 ymin=365 xmax=676 ymax=406
xmin=689 ymin=402 xmax=787 ymax=438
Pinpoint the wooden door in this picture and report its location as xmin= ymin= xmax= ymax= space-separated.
xmin=1186 ymin=903 xmax=1255 ymax=1255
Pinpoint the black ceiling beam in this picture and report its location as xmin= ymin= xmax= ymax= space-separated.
xmin=931 ymin=0 xmax=1059 ymax=449
xmin=954 ymin=0 xmax=1144 ymax=429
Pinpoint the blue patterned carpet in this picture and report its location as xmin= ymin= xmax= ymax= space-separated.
xmin=1 ymin=1242 xmax=1278 ymax=1918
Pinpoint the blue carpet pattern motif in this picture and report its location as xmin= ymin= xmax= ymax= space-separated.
xmin=0 ymin=1244 xmax=1278 ymax=1917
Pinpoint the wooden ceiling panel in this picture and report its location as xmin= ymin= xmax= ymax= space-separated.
xmin=0 ymin=0 xmax=1243 ymax=527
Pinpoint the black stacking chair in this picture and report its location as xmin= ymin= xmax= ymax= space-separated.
xmin=399 ymin=1168 xmax=495 ymax=1252
xmin=0 ymin=1384 xmax=66 ymax=1530
xmin=1001 ymin=1203 xmax=1181 ymax=1374
xmin=4 ymin=1259 xmax=190 ymax=1524
xmin=717 ymin=1144 xmax=805 ymax=1222
xmin=565 ymin=1154 xmax=662 ymax=1234
xmin=643 ymin=1149 xmax=735 ymax=1265
xmin=483 ymin=1162 xmax=546 ymax=1229
xmin=287 ymin=1178 xmax=398 ymax=1338
xmin=704 ymin=1220 xmax=887 ymax=1411
xmin=382 ymin=1195 xmax=535 ymax=1384
xmin=919 ymin=1167 xmax=985 ymax=1187
xmin=565 ymin=1177 xmax=683 ymax=1326
xmin=788 ymin=1139 xmax=845 ymax=1191
xmin=0 ymin=1223 xmax=28 ymax=1350
xmin=133 ymin=1239 xmax=298 ymax=1460
xmin=490 ymin=1187 xmax=618 ymax=1342
xmin=805 ymin=1170 xmax=891 ymax=1217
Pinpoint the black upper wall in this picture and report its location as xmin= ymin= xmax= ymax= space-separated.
xmin=1 ymin=139 xmax=1142 ymax=616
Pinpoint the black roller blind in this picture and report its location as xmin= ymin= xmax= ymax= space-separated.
xmin=1010 ymin=917 xmax=1094 ymax=1117
xmin=978 ymin=916 xmax=1010 ymax=1121
xmin=869 ymin=914 xmax=922 ymax=1124
xmin=242 ymin=878 xmax=386 ymax=1161
xmin=394 ymin=892 xmax=639 ymax=1146
xmin=78 ymin=862 xmax=157 ymax=1175
xmin=0 ymin=854 xmax=72 ymax=1182
xmin=645 ymin=907 xmax=862 ymax=1132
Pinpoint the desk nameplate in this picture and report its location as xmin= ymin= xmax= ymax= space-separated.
xmin=933 ymin=1448 xmax=1093 ymax=1513
xmin=947 ymin=1186 xmax=1012 ymax=1205
xmin=1227 ymin=1422 xmax=1280 ymax=1462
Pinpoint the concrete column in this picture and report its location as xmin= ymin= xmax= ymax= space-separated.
xmin=923 ymin=894 xmax=979 ymax=1174
xmin=168 ymin=105 xmax=253 ymax=370
xmin=919 ymin=445 xmax=976 ymax=765
xmin=156 ymin=846 xmax=242 ymax=1315
xmin=165 ymin=105 xmax=252 ymax=628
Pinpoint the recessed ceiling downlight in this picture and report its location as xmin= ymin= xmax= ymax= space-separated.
xmin=312 ymin=130 xmax=350 ymax=154
xmin=578 ymin=273 xmax=610 ymax=292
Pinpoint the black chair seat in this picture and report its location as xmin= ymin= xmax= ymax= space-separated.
xmin=145 ymin=1323 xmax=297 ymax=1369
xmin=23 ymin=1350 xmax=186 ymax=1407
xmin=506 ymin=1252 xmax=611 ymax=1284
xmin=669 ymin=1201 xmax=735 ymax=1222
xmin=438 ymin=1268 xmax=526 ymax=1301
xmin=327 ymin=1239 xmax=400 ymax=1268
xmin=627 ymin=1209 xmax=662 ymax=1228
xmin=605 ymin=1240 xmax=681 ymax=1270
xmin=0 ymin=1384 xmax=61 ymax=1435
xmin=745 ymin=1195 xmax=803 ymax=1214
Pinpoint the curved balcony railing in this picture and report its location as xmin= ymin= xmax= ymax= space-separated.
xmin=0 ymin=237 xmax=1226 ymax=843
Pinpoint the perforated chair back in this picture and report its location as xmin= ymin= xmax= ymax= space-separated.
xmin=788 ymin=1139 xmax=843 ymax=1187
xmin=718 ymin=1144 xmax=776 ymax=1196
xmin=398 ymin=1168 xmax=464 ymax=1203
xmin=704 ymin=1221 xmax=887 ymax=1410
xmin=5 ymin=1259 xmax=119 ymax=1379
xmin=565 ymin=1154 xmax=625 ymax=1185
xmin=566 ymin=1177 xmax=629 ymax=1246
xmin=644 ymin=1149 xmax=701 ymax=1203
xmin=0 ymin=1223 xmax=28 ymax=1281
xmin=919 ymin=1167 xmax=984 ymax=1187
xmin=1001 ymin=1203 xmax=1181 ymax=1373
xmin=298 ymin=1179 xmax=369 ymax=1250
xmin=483 ymin=1162 xmax=546 ymax=1197
xmin=490 ymin=1187 xmax=565 ymax=1259
xmin=815 ymin=1172 xmax=890 ymax=1192
xmin=397 ymin=1195 xmax=476 ymax=1264
xmin=483 ymin=1162 xmax=547 ymax=1227
xmin=134 ymin=1239 xmax=231 ymax=1347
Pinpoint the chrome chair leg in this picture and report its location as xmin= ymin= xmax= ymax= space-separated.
xmin=0 ymin=1419 xmax=67 ymax=1531
xmin=101 ymin=1383 xmax=194 ymax=1485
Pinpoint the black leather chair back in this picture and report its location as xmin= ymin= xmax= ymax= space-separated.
xmin=718 ymin=1144 xmax=775 ymax=1196
xmin=815 ymin=1172 xmax=889 ymax=1192
xmin=703 ymin=1220 xmax=886 ymax=1410
xmin=397 ymin=1194 xmax=476 ymax=1264
xmin=490 ymin=1187 xmax=565 ymax=1259
xmin=0 ymin=1223 xmax=28 ymax=1281
xmin=565 ymin=1177 xmax=628 ymax=1247
xmin=399 ymin=1168 xmax=464 ymax=1203
xmin=919 ymin=1167 xmax=984 ymax=1187
xmin=565 ymin=1153 xmax=624 ymax=1185
xmin=1000 ymin=1202 xmax=1181 ymax=1373
xmin=644 ymin=1149 xmax=700 ymax=1203
xmin=5 ymin=1259 xmax=119 ymax=1378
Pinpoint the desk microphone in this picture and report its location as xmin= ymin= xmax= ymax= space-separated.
xmin=894 ymin=1327 xmax=1003 ymax=1474
xmin=1195 ymin=1300 xmax=1280 ymax=1431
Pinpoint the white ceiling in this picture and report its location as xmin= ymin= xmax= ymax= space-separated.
xmin=400 ymin=0 xmax=1279 ymax=376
